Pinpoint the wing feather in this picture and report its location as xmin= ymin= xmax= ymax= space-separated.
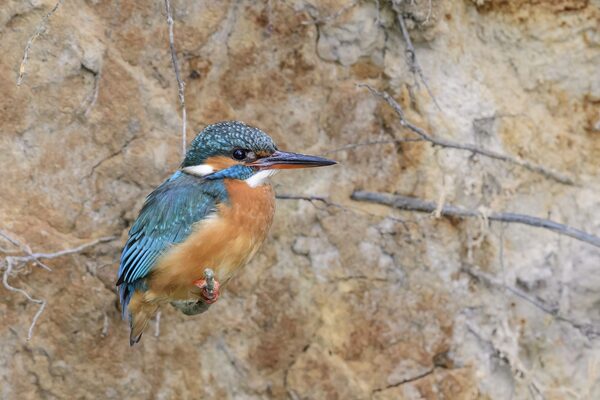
xmin=116 ymin=171 xmax=227 ymax=317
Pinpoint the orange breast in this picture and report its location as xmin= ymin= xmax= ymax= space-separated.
xmin=148 ymin=179 xmax=275 ymax=300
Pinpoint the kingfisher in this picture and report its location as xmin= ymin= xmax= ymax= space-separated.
xmin=116 ymin=121 xmax=336 ymax=345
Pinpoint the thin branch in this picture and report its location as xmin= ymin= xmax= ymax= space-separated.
xmin=351 ymin=191 xmax=600 ymax=248
xmin=1 ymin=234 xmax=116 ymax=340
xmin=2 ymin=260 xmax=46 ymax=341
xmin=0 ymin=229 xmax=52 ymax=271
xmin=358 ymin=84 xmax=576 ymax=185
xmin=101 ymin=313 xmax=109 ymax=337
xmin=397 ymin=13 xmax=442 ymax=111
xmin=84 ymin=71 xmax=101 ymax=117
xmin=422 ymin=0 xmax=433 ymax=26
xmin=276 ymin=194 xmax=331 ymax=205
xmin=164 ymin=0 xmax=187 ymax=157
xmin=463 ymin=266 xmax=600 ymax=340
xmin=17 ymin=0 xmax=63 ymax=86
xmin=465 ymin=321 xmax=547 ymax=399
xmin=276 ymin=194 xmax=412 ymax=229
xmin=321 ymin=138 xmax=423 ymax=155
xmin=15 ymin=236 xmax=116 ymax=262
xmin=154 ymin=311 xmax=161 ymax=337
xmin=372 ymin=367 xmax=435 ymax=393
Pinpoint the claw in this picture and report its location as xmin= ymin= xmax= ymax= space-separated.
xmin=193 ymin=268 xmax=220 ymax=304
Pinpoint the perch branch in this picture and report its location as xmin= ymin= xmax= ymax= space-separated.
xmin=351 ymin=191 xmax=600 ymax=248
xmin=1 ymin=234 xmax=116 ymax=340
xmin=170 ymin=268 xmax=216 ymax=316
xmin=164 ymin=0 xmax=187 ymax=157
xmin=358 ymin=84 xmax=576 ymax=185
xmin=397 ymin=13 xmax=441 ymax=111
xmin=17 ymin=0 xmax=63 ymax=86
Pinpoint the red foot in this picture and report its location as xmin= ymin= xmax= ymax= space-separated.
xmin=193 ymin=278 xmax=220 ymax=304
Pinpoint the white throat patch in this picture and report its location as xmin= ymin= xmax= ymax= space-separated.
xmin=182 ymin=164 xmax=214 ymax=177
xmin=245 ymin=169 xmax=278 ymax=188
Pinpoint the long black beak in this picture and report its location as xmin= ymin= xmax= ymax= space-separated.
xmin=249 ymin=151 xmax=337 ymax=170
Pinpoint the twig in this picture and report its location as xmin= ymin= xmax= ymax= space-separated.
xmin=276 ymin=194 xmax=411 ymax=228
xmin=358 ymin=84 xmax=576 ymax=185
xmin=463 ymin=266 xmax=600 ymax=340
xmin=2 ymin=260 xmax=46 ymax=340
xmin=84 ymin=71 xmax=101 ymax=117
xmin=10 ymin=236 xmax=115 ymax=263
xmin=396 ymin=13 xmax=442 ymax=111
xmin=422 ymin=0 xmax=433 ymax=26
xmin=351 ymin=191 xmax=600 ymax=248
xmin=154 ymin=311 xmax=161 ymax=337
xmin=465 ymin=321 xmax=547 ymax=399
xmin=16 ymin=0 xmax=63 ymax=86
xmin=321 ymin=138 xmax=423 ymax=155
xmin=101 ymin=313 xmax=109 ymax=337
xmin=0 ymin=229 xmax=52 ymax=271
xmin=266 ymin=0 xmax=274 ymax=35
xmin=276 ymin=194 xmax=331 ymax=205
xmin=1 ymin=235 xmax=116 ymax=340
xmin=164 ymin=0 xmax=187 ymax=157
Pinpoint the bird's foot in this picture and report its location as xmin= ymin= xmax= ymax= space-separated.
xmin=193 ymin=268 xmax=220 ymax=304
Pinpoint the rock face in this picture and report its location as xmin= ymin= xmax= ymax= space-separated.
xmin=1 ymin=0 xmax=599 ymax=398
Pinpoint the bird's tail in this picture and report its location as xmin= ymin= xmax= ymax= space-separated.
xmin=127 ymin=291 xmax=159 ymax=346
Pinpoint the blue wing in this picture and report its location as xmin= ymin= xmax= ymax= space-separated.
xmin=116 ymin=171 xmax=227 ymax=318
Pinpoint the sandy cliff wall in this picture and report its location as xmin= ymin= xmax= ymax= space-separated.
xmin=1 ymin=0 xmax=599 ymax=399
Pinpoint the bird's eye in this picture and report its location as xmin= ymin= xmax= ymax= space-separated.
xmin=232 ymin=149 xmax=247 ymax=160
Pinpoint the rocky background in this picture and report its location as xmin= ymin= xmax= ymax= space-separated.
xmin=1 ymin=0 xmax=600 ymax=399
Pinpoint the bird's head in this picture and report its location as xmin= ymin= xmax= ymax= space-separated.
xmin=181 ymin=121 xmax=336 ymax=186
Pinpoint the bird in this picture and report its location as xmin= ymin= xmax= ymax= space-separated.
xmin=116 ymin=121 xmax=336 ymax=345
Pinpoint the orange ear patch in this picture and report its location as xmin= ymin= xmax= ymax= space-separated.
xmin=204 ymin=155 xmax=240 ymax=171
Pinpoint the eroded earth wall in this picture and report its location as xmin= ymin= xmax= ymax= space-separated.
xmin=1 ymin=1 xmax=600 ymax=399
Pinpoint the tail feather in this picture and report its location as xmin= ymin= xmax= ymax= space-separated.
xmin=127 ymin=291 xmax=159 ymax=346
xmin=118 ymin=279 xmax=147 ymax=320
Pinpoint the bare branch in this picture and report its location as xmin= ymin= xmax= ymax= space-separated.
xmin=465 ymin=321 xmax=547 ymax=398
xmin=16 ymin=236 xmax=116 ymax=262
xmin=322 ymin=138 xmax=423 ymax=155
xmin=101 ymin=313 xmax=109 ymax=337
xmin=84 ymin=71 xmax=101 ymax=117
xmin=423 ymin=0 xmax=433 ymax=26
xmin=2 ymin=260 xmax=46 ymax=340
xmin=397 ymin=13 xmax=442 ymax=111
xmin=276 ymin=193 xmax=411 ymax=228
xmin=164 ymin=0 xmax=187 ymax=157
xmin=276 ymin=194 xmax=331 ymax=205
xmin=351 ymin=191 xmax=600 ymax=248
xmin=463 ymin=266 xmax=600 ymax=340
xmin=17 ymin=0 xmax=63 ymax=86
xmin=154 ymin=311 xmax=161 ymax=337
xmin=358 ymin=84 xmax=576 ymax=185
xmin=1 ymin=234 xmax=116 ymax=340
xmin=0 ymin=229 xmax=52 ymax=271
